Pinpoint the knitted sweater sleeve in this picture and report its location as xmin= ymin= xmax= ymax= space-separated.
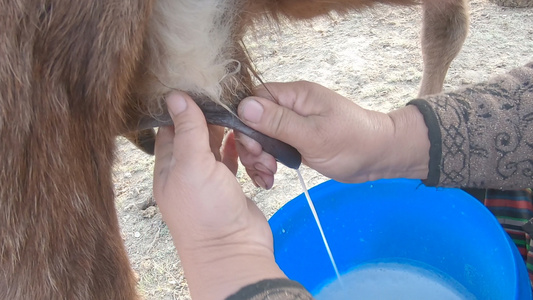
xmin=225 ymin=278 xmax=314 ymax=300
xmin=408 ymin=62 xmax=533 ymax=190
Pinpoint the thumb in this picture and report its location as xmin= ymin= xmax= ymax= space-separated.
xmin=165 ymin=91 xmax=213 ymax=170
xmin=237 ymin=97 xmax=309 ymax=147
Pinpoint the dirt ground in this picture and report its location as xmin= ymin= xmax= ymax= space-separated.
xmin=112 ymin=1 xmax=533 ymax=298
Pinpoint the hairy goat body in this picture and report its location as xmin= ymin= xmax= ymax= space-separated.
xmin=0 ymin=0 xmax=468 ymax=299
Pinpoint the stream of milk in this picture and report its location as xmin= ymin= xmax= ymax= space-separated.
xmin=296 ymin=169 xmax=342 ymax=284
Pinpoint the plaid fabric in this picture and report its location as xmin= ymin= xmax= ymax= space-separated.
xmin=484 ymin=189 xmax=533 ymax=285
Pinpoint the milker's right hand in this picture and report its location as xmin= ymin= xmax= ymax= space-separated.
xmin=235 ymin=81 xmax=430 ymax=189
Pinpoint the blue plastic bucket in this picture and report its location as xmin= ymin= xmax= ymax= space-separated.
xmin=269 ymin=179 xmax=531 ymax=299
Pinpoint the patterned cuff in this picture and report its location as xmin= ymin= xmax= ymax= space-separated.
xmin=226 ymin=278 xmax=313 ymax=300
xmin=407 ymin=99 xmax=442 ymax=186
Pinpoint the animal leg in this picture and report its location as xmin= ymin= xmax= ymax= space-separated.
xmin=419 ymin=0 xmax=469 ymax=97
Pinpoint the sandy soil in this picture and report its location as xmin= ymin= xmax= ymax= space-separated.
xmin=112 ymin=1 xmax=533 ymax=298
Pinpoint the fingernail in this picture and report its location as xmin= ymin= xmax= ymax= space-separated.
xmin=253 ymin=175 xmax=267 ymax=189
xmin=167 ymin=93 xmax=187 ymax=115
xmin=240 ymin=99 xmax=263 ymax=123
xmin=254 ymin=163 xmax=273 ymax=175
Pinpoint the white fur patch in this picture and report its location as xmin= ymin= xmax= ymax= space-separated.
xmin=146 ymin=0 xmax=243 ymax=104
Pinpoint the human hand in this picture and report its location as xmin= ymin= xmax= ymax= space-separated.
xmin=153 ymin=91 xmax=285 ymax=299
xmin=236 ymin=81 xmax=430 ymax=188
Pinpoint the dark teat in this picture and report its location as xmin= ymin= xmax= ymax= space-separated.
xmin=137 ymin=97 xmax=302 ymax=169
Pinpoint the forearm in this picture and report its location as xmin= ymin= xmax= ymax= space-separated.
xmin=409 ymin=62 xmax=533 ymax=189
xmin=181 ymin=246 xmax=286 ymax=300
xmin=179 ymin=243 xmax=313 ymax=300
xmin=165 ymin=221 xmax=287 ymax=300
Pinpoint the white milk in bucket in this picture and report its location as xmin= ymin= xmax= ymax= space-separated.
xmin=315 ymin=261 xmax=476 ymax=300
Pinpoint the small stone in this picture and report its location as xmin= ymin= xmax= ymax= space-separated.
xmin=124 ymin=203 xmax=136 ymax=211
xmin=140 ymin=259 xmax=153 ymax=272
xmin=139 ymin=196 xmax=157 ymax=210
xmin=141 ymin=206 xmax=158 ymax=219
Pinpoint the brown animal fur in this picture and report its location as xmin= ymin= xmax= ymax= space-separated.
xmin=0 ymin=1 xmax=152 ymax=298
xmin=0 ymin=0 xmax=468 ymax=299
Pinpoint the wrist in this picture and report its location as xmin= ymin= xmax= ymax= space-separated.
xmin=385 ymin=105 xmax=430 ymax=180
xmin=179 ymin=243 xmax=286 ymax=299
